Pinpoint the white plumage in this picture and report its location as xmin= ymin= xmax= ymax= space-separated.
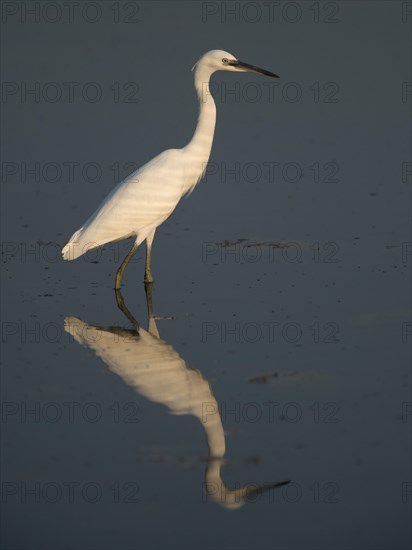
xmin=62 ymin=50 xmax=278 ymax=287
xmin=62 ymin=149 xmax=186 ymax=260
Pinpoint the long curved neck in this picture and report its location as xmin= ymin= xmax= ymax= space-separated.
xmin=183 ymin=65 xmax=217 ymax=168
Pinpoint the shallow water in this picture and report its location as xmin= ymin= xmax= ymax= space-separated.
xmin=1 ymin=2 xmax=411 ymax=549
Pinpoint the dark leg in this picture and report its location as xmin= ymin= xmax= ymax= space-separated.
xmin=144 ymin=230 xmax=156 ymax=283
xmin=144 ymin=281 xmax=154 ymax=318
xmin=115 ymin=241 xmax=138 ymax=289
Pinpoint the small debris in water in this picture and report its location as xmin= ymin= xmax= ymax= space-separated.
xmin=250 ymin=373 xmax=279 ymax=384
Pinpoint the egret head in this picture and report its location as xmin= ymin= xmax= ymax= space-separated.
xmin=192 ymin=49 xmax=279 ymax=78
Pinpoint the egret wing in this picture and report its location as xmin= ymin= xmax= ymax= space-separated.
xmin=62 ymin=149 xmax=185 ymax=258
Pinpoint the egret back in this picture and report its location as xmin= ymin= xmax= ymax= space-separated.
xmin=62 ymin=148 xmax=188 ymax=260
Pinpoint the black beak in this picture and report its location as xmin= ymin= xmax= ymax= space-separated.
xmin=244 ymin=480 xmax=291 ymax=498
xmin=232 ymin=59 xmax=279 ymax=78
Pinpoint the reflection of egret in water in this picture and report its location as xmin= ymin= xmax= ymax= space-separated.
xmin=64 ymin=285 xmax=289 ymax=509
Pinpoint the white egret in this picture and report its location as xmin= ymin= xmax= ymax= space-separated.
xmin=62 ymin=50 xmax=278 ymax=288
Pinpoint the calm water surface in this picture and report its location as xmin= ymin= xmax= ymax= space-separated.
xmin=1 ymin=2 xmax=411 ymax=549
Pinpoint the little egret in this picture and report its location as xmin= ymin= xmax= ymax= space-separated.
xmin=62 ymin=50 xmax=278 ymax=287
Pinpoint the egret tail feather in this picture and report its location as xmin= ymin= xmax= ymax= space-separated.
xmin=62 ymin=228 xmax=101 ymax=261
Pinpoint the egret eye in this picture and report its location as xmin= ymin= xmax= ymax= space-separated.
xmin=222 ymin=58 xmax=228 ymax=64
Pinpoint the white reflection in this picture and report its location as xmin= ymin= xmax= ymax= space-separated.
xmin=64 ymin=285 xmax=289 ymax=509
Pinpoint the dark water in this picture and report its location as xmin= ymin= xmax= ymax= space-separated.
xmin=1 ymin=2 xmax=411 ymax=549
